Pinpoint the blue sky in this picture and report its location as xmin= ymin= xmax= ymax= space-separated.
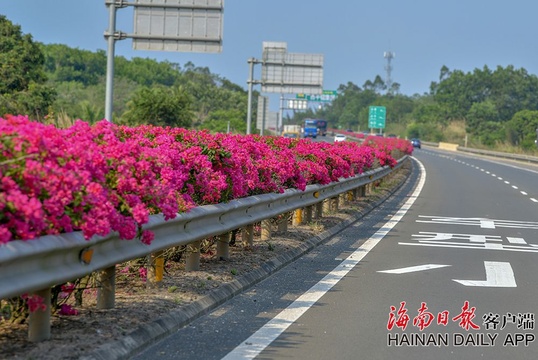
xmin=3 ymin=0 xmax=538 ymax=112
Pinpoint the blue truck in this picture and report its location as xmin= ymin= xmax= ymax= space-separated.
xmin=303 ymin=119 xmax=318 ymax=138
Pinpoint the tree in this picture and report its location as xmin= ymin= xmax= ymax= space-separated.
xmin=505 ymin=110 xmax=538 ymax=149
xmin=0 ymin=15 xmax=56 ymax=119
xmin=200 ymin=109 xmax=246 ymax=134
xmin=466 ymin=100 xmax=499 ymax=134
xmin=120 ymin=86 xmax=193 ymax=127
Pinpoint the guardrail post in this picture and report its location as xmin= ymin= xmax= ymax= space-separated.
xmin=323 ymin=199 xmax=331 ymax=214
xmin=147 ymin=250 xmax=164 ymax=288
xmin=277 ymin=212 xmax=289 ymax=232
xmin=339 ymin=192 xmax=347 ymax=206
xmin=217 ymin=232 xmax=231 ymax=260
xmin=292 ymin=208 xmax=303 ymax=226
xmin=28 ymin=288 xmax=51 ymax=342
xmin=241 ymin=224 xmax=254 ymax=247
xmin=314 ymin=202 xmax=323 ymax=219
xmin=331 ymin=196 xmax=339 ymax=211
xmin=261 ymin=220 xmax=272 ymax=241
xmin=97 ymin=266 xmax=115 ymax=309
xmin=304 ymin=205 xmax=313 ymax=223
xmin=185 ymin=240 xmax=201 ymax=271
xmin=358 ymin=185 xmax=366 ymax=197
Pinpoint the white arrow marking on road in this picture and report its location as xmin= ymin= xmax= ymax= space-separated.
xmin=453 ymin=261 xmax=516 ymax=287
xmin=378 ymin=264 xmax=451 ymax=274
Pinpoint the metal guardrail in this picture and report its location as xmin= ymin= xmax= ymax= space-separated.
xmin=0 ymin=158 xmax=404 ymax=300
xmin=422 ymin=141 xmax=538 ymax=164
xmin=458 ymin=147 xmax=538 ymax=164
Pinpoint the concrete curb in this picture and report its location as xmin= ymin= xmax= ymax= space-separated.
xmin=83 ymin=166 xmax=410 ymax=360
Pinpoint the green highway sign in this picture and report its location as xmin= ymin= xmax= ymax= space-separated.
xmin=296 ymin=90 xmax=337 ymax=102
xmin=368 ymin=106 xmax=386 ymax=129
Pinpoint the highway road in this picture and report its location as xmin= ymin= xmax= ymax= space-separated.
xmin=133 ymin=147 xmax=538 ymax=360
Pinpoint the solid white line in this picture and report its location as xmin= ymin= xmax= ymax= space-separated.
xmin=377 ymin=264 xmax=451 ymax=274
xmin=221 ymin=159 xmax=427 ymax=360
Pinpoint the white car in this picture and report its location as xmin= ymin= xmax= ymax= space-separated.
xmin=334 ymin=134 xmax=347 ymax=142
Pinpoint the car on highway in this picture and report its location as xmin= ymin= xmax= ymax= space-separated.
xmin=282 ymin=132 xmax=300 ymax=139
xmin=411 ymin=138 xmax=421 ymax=149
xmin=334 ymin=134 xmax=347 ymax=142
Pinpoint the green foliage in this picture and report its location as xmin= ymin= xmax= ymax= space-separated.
xmin=200 ymin=109 xmax=246 ymax=133
xmin=466 ymin=100 xmax=499 ymax=134
xmin=406 ymin=122 xmax=443 ymax=142
xmin=505 ymin=110 xmax=538 ymax=149
xmin=42 ymin=44 xmax=106 ymax=86
xmin=120 ymin=86 xmax=193 ymax=127
xmin=433 ymin=65 xmax=538 ymax=123
xmin=115 ymin=56 xmax=181 ymax=86
xmin=0 ymin=16 xmax=56 ymax=119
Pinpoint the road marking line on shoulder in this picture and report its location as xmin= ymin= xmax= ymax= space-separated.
xmin=378 ymin=264 xmax=450 ymax=274
xmin=221 ymin=158 xmax=427 ymax=360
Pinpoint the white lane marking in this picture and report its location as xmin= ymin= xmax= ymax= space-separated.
xmin=521 ymin=191 xmax=528 ymax=196
xmin=453 ymin=261 xmax=517 ymax=287
xmin=398 ymin=241 xmax=538 ymax=253
xmin=221 ymin=160 xmax=427 ymax=360
xmin=378 ymin=264 xmax=451 ymax=274
xmin=531 ymin=198 xmax=538 ymax=203
xmin=512 ymin=185 xmax=519 ymax=189
xmin=504 ymin=181 xmax=510 ymax=184
xmin=480 ymin=220 xmax=496 ymax=229
xmin=507 ymin=237 xmax=526 ymax=244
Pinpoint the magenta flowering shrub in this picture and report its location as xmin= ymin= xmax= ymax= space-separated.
xmin=0 ymin=116 xmax=411 ymax=244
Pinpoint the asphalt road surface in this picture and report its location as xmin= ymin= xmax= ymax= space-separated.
xmin=133 ymin=147 xmax=538 ymax=360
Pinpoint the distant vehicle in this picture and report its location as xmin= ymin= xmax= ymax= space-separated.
xmin=387 ymin=134 xmax=397 ymax=138
xmin=345 ymin=129 xmax=353 ymax=133
xmin=282 ymin=124 xmax=301 ymax=139
xmin=334 ymin=134 xmax=347 ymax=142
xmin=282 ymin=132 xmax=299 ymax=139
xmin=411 ymin=138 xmax=421 ymax=149
xmin=283 ymin=124 xmax=301 ymax=134
xmin=303 ymin=119 xmax=318 ymax=138
xmin=316 ymin=120 xmax=328 ymax=136
xmin=303 ymin=118 xmax=327 ymax=137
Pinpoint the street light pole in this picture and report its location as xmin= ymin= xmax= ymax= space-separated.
xmin=104 ymin=1 xmax=117 ymax=122
xmin=246 ymin=58 xmax=255 ymax=135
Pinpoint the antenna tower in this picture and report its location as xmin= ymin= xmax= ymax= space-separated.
xmin=384 ymin=51 xmax=395 ymax=94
